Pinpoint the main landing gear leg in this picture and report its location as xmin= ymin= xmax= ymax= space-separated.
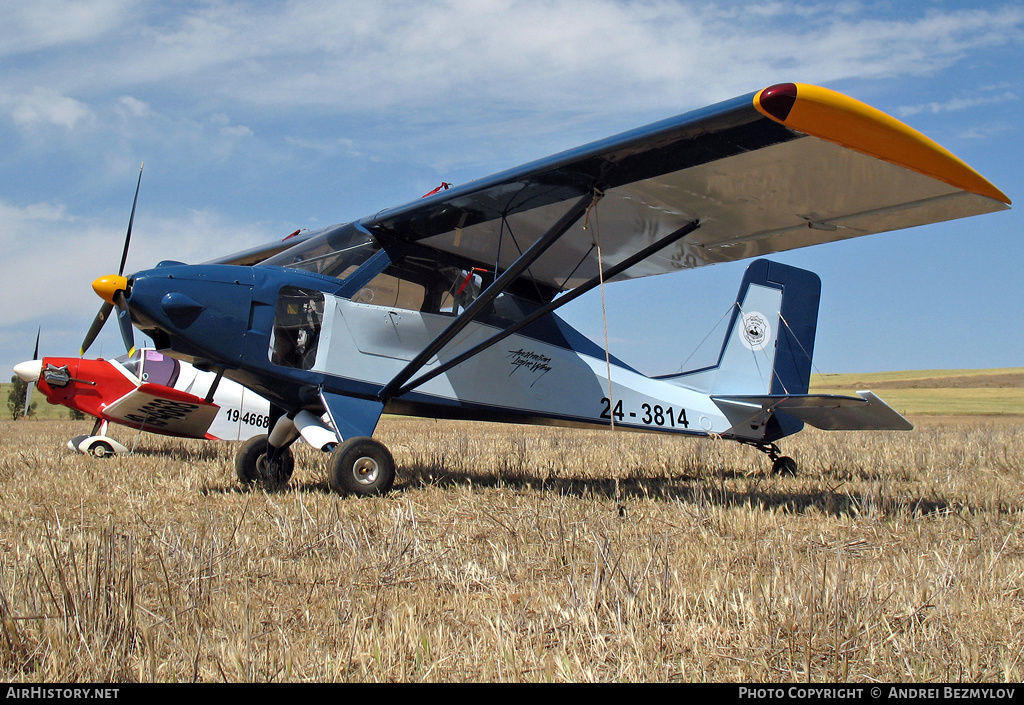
xmin=318 ymin=392 xmax=392 ymax=496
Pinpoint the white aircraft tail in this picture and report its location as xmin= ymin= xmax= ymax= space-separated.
xmin=660 ymin=259 xmax=912 ymax=438
xmin=661 ymin=259 xmax=820 ymax=398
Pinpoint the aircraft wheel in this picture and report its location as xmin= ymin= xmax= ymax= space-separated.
xmin=89 ymin=440 xmax=115 ymax=458
xmin=329 ymin=437 xmax=396 ymax=496
xmin=772 ymin=456 xmax=798 ymax=476
xmin=236 ymin=435 xmax=294 ymax=490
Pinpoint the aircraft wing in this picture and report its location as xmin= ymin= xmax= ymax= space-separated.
xmin=359 ymin=82 xmax=1010 ymax=291
xmin=712 ymin=391 xmax=913 ymax=431
xmin=102 ymin=383 xmax=221 ymax=438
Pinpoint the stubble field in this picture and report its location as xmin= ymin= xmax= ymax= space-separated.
xmin=1 ymin=412 xmax=1022 ymax=683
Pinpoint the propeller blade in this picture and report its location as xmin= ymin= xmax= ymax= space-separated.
xmin=22 ymin=384 xmax=33 ymax=418
xmin=81 ymin=301 xmax=114 ymax=356
xmin=82 ymin=166 xmax=143 ymax=357
xmin=114 ymin=290 xmax=135 ymax=356
xmin=22 ymin=327 xmax=41 ymax=418
xmin=118 ymin=163 xmax=143 ymax=276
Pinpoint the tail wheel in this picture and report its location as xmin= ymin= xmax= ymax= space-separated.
xmin=771 ymin=455 xmax=798 ymax=476
xmin=740 ymin=441 xmax=797 ymax=476
xmin=329 ymin=437 xmax=396 ymax=496
xmin=235 ymin=434 xmax=294 ymax=490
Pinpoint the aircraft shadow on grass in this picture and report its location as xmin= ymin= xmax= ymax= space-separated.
xmin=394 ymin=464 xmax=958 ymax=517
xmin=202 ymin=461 xmax=960 ymax=519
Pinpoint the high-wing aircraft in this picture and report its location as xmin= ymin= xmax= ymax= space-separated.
xmin=84 ymin=83 xmax=1010 ymax=494
xmin=13 ymin=348 xmax=271 ymax=457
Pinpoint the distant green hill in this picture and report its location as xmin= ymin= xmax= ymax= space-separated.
xmin=809 ymin=368 xmax=1024 ymax=417
xmin=1 ymin=382 xmax=79 ymax=420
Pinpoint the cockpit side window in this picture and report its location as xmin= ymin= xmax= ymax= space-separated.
xmin=352 ymin=257 xmax=483 ymax=315
xmin=349 ymin=255 xmax=529 ymax=323
xmin=352 ymin=268 xmax=426 ymax=310
xmin=270 ymin=286 xmax=325 ymax=370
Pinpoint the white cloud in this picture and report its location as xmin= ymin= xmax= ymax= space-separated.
xmin=220 ymin=124 xmax=253 ymax=138
xmin=1 ymin=87 xmax=95 ymax=129
xmin=897 ymin=91 xmax=1018 ymax=118
xmin=1 ymin=0 xmax=1019 ymax=182
xmin=0 ymin=0 xmax=137 ymax=56
xmin=6 ymin=2 xmax=1022 ymax=121
xmin=117 ymin=95 xmax=152 ymax=118
xmin=0 ymin=197 xmax=277 ymax=328
xmin=0 ymin=200 xmax=76 ymax=225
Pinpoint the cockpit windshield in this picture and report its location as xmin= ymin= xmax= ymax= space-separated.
xmin=260 ymin=223 xmax=380 ymax=280
xmin=114 ymin=349 xmax=143 ymax=380
xmin=113 ymin=349 xmax=180 ymax=386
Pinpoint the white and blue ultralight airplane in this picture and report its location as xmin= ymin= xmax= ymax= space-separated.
xmin=83 ymin=83 xmax=1009 ymax=494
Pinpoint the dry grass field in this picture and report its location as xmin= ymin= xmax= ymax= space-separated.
xmin=1 ymin=402 xmax=1023 ymax=683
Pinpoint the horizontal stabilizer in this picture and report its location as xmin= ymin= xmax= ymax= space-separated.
xmin=711 ymin=390 xmax=913 ymax=431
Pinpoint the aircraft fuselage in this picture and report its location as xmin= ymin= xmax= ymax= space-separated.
xmin=126 ymin=259 xmax=771 ymax=442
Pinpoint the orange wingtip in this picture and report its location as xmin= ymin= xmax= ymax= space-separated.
xmin=754 ymin=83 xmax=1010 ymax=206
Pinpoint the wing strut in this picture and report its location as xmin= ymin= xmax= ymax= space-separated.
xmin=377 ymin=192 xmax=599 ymax=401
xmin=389 ymin=219 xmax=702 ymax=398
xmin=203 ymin=368 xmax=225 ymax=403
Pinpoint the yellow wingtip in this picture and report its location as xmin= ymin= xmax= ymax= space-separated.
xmin=754 ymin=82 xmax=1010 ymax=206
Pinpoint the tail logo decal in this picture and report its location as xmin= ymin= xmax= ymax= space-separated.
xmin=739 ymin=312 xmax=771 ymax=351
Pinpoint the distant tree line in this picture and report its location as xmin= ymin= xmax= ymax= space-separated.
xmin=7 ymin=376 xmax=37 ymax=420
xmin=6 ymin=377 xmax=84 ymax=420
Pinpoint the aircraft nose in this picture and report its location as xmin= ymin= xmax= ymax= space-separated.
xmin=13 ymin=359 xmax=43 ymax=383
xmin=92 ymin=274 xmax=129 ymax=305
xmin=127 ymin=263 xmax=255 ymax=365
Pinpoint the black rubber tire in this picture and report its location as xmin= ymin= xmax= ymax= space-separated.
xmin=235 ymin=434 xmax=294 ymax=490
xmin=329 ymin=437 xmax=396 ymax=496
xmin=772 ymin=455 xmax=798 ymax=476
xmin=89 ymin=440 xmax=115 ymax=458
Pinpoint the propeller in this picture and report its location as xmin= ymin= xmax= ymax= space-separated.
xmin=81 ymin=163 xmax=143 ymax=357
xmin=18 ymin=327 xmax=41 ymax=418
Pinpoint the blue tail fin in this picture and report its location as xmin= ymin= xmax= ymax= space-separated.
xmin=663 ymin=259 xmax=821 ymax=396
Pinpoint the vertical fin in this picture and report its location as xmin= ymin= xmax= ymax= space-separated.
xmin=663 ymin=259 xmax=821 ymax=398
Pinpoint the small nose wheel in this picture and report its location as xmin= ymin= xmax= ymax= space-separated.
xmin=89 ymin=440 xmax=115 ymax=458
xmin=329 ymin=437 xmax=396 ymax=496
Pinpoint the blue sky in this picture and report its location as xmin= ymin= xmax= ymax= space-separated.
xmin=2 ymin=0 xmax=1021 ymax=379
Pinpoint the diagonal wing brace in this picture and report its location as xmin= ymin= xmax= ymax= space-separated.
xmin=377 ymin=191 xmax=599 ymax=401
xmin=389 ymin=219 xmax=702 ymax=399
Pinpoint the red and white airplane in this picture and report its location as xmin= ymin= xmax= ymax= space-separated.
xmin=13 ymin=348 xmax=271 ymax=456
